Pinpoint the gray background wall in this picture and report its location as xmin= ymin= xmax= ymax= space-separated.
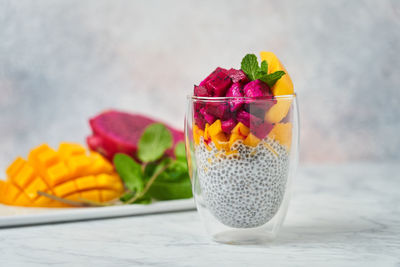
xmin=0 ymin=0 xmax=399 ymax=171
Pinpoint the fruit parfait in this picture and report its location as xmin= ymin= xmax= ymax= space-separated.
xmin=185 ymin=52 xmax=298 ymax=244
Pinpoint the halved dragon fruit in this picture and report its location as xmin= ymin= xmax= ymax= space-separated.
xmin=87 ymin=110 xmax=184 ymax=160
xmin=227 ymin=68 xmax=249 ymax=83
xmin=243 ymin=80 xmax=270 ymax=98
xmin=226 ymin=83 xmax=244 ymax=112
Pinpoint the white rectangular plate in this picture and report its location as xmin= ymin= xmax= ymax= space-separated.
xmin=0 ymin=198 xmax=196 ymax=228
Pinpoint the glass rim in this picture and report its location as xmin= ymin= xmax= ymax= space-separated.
xmin=188 ymin=93 xmax=296 ymax=101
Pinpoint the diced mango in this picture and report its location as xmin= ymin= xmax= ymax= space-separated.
xmin=265 ymin=98 xmax=292 ymax=124
xmin=260 ymin=51 xmax=294 ymax=96
xmin=208 ymin=120 xmax=223 ymax=136
xmin=0 ymin=143 xmax=124 ymax=208
xmin=231 ymin=122 xmax=250 ymax=137
xmin=192 ymin=124 xmax=204 ymax=145
xmin=204 ymin=123 xmax=211 ymax=141
xmin=268 ymin=123 xmax=293 ymax=150
xmin=244 ymin=133 xmax=261 ymax=147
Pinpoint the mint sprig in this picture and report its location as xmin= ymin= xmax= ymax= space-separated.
xmin=241 ymin=53 xmax=286 ymax=87
xmin=114 ymin=125 xmax=192 ymax=205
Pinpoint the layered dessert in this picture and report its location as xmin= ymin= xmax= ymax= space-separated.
xmin=192 ymin=52 xmax=294 ymax=228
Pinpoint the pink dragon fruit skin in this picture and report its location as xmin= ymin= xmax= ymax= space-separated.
xmin=243 ymin=80 xmax=270 ymax=98
xmin=226 ymin=83 xmax=244 ymax=112
xmin=87 ymin=110 xmax=184 ymax=160
xmin=221 ymin=118 xmax=237 ymax=134
xmin=205 ymin=102 xmax=230 ymax=120
xmin=227 ymin=68 xmax=249 ymax=83
xmin=200 ymin=107 xmax=216 ymax=125
xmin=204 ymin=68 xmax=232 ymax=97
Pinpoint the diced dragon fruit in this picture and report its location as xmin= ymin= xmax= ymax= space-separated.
xmin=204 ymin=68 xmax=232 ymax=97
xmin=227 ymin=68 xmax=249 ymax=83
xmin=251 ymin=121 xmax=274 ymax=139
xmin=236 ymin=110 xmax=262 ymax=128
xmin=245 ymin=95 xmax=276 ymax=119
xmin=194 ymin=85 xmax=211 ymax=97
xmin=200 ymin=107 xmax=216 ymax=125
xmin=221 ymin=118 xmax=237 ymax=134
xmin=199 ymin=67 xmax=227 ymax=87
xmin=226 ymin=83 xmax=244 ymax=112
xmin=194 ymin=111 xmax=206 ymax=129
xmin=205 ymin=102 xmax=230 ymax=120
xmin=243 ymin=80 xmax=270 ymax=98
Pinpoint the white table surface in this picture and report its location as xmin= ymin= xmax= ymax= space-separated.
xmin=1 ymin=163 xmax=399 ymax=267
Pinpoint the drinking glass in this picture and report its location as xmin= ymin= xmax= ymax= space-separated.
xmin=185 ymin=95 xmax=299 ymax=244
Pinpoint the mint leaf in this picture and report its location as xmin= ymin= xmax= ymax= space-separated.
xmin=148 ymin=177 xmax=192 ymax=200
xmin=113 ymin=153 xmax=144 ymax=193
xmin=138 ymin=123 xmax=173 ymax=162
xmin=260 ymin=71 xmax=286 ymax=87
xmin=261 ymin=60 xmax=268 ymax=73
xmin=241 ymin=54 xmax=260 ymax=81
xmin=174 ymin=141 xmax=186 ymax=161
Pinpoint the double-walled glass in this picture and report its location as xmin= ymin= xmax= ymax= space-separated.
xmin=185 ymin=95 xmax=299 ymax=244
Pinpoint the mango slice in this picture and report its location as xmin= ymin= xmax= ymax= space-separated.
xmin=260 ymin=51 xmax=294 ymax=123
xmin=0 ymin=143 xmax=124 ymax=207
xmin=244 ymin=133 xmax=261 ymax=147
xmin=268 ymin=123 xmax=293 ymax=150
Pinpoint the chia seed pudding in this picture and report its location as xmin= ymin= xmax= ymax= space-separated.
xmin=195 ymin=137 xmax=290 ymax=228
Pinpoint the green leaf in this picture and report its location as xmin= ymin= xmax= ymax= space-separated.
xmin=148 ymin=176 xmax=193 ymax=200
xmin=260 ymin=60 xmax=268 ymax=73
xmin=120 ymin=191 xmax=151 ymax=204
xmin=113 ymin=153 xmax=144 ymax=193
xmin=138 ymin=123 xmax=173 ymax=162
xmin=260 ymin=70 xmax=286 ymax=87
xmin=174 ymin=142 xmax=186 ymax=161
xmin=241 ymin=54 xmax=260 ymax=81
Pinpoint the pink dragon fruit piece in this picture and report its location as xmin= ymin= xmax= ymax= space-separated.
xmin=199 ymin=67 xmax=228 ymax=88
xmin=194 ymin=85 xmax=211 ymax=97
xmin=200 ymin=107 xmax=216 ymax=125
xmin=245 ymin=96 xmax=277 ymax=119
xmin=227 ymin=68 xmax=249 ymax=83
xmin=194 ymin=111 xmax=206 ymax=130
xmin=204 ymin=68 xmax=232 ymax=97
xmin=243 ymin=80 xmax=270 ymax=98
xmin=236 ymin=110 xmax=263 ymax=128
xmin=251 ymin=121 xmax=274 ymax=139
xmin=87 ymin=110 xmax=184 ymax=160
xmin=205 ymin=102 xmax=230 ymax=120
xmin=226 ymin=83 xmax=244 ymax=112
xmin=221 ymin=118 xmax=237 ymax=134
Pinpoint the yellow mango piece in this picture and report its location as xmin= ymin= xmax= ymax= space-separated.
xmin=53 ymin=180 xmax=77 ymax=197
xmin=210 ymin=132 xmax=228 ymax=151
xmin=24 ymin=177 xmax=48 ymax=200
xmin=265 ymin=98 xmax=292 ymax=123
xmin=268 ymin=123 xmax=293 ymax=150
xmin=229 ymin=133 xmax=244 ymax=149
xmin=204 ymin=123 xmax=211 ymax=141
xmin=260 ymin=51 xmax=294 ymax=96
xmin=208 ymin=120 xmax=223 ymax=137
xmin=231 ymin=122 xmax=250 ymax=137
xmin=6 ymin=157 xmax=25 ymax=178
xmin=1 ymin=143 xmax=124 ymax=208
xmin=81 ymin=190 xmax=100 ymax=202
xmin=244 ymin=133 xmax=261 ymax=147
xmin=192 ymin=124 xmax=204 ymax=145
xmin=58 ymin=142 xmax=86 ymax=159
xmin=100 ymin=189 xmax=120 ymax=202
